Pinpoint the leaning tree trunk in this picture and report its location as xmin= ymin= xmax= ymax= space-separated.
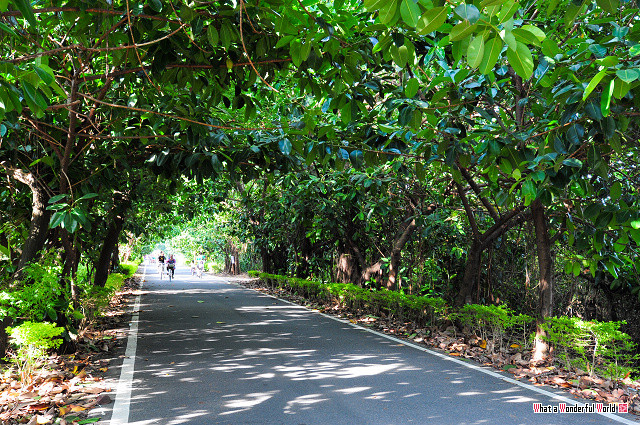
xmin=386 ymin=218 xmax=418 ymax=290
xmin=531 ymin=199 xmax=553 ymax=363
xmin=2 ymin=165 xmax=52 ymax=283
xmin=94 ymin=193 xmax=130 ymax=287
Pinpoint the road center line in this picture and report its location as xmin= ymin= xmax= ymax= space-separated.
xmin=247 ymin=283 xmax=637 ymax=425
xmin=110 ymin=264 xmax=145 ymax=425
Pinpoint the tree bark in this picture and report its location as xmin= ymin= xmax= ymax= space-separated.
xmin=335 ymin=252 xmax=361 ymax=284
xmin=531 ymin=199 xmax=553 ymax=363
xmin=94 ymin=193 xmax=130 ymax=287
xmin=455 ymin=239 xmax=483 ymax=305
xmin=1 ymin=163 xmax=51 ymax=283
xmin=386 ymin=218 xmax=417 ymax=290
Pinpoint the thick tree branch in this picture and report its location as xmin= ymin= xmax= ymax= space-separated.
xmin=455 ymin=182 xmax=480 ymax=238
xmin=458 ymin=167 xmax=500 ymax=222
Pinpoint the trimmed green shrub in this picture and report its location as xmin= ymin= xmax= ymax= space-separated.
xmin=248 ymin=271 xmax=638 ymax=381
xmin=119 ymin=260 xmax=140 ymax=278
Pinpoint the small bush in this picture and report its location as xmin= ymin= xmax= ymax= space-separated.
xmin=459 ymin=304 xmax=514 ymax=352
xmin=119 ymin=261 xmax=140 ymax=278
xmin=6 ymin=321 xmax=64 ymax=383
xmin=0 ymin=254 xmax=65 ymax=322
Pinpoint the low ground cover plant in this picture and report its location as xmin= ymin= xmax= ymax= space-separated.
xmin=5 ymin=321 xmax=64 ymax=383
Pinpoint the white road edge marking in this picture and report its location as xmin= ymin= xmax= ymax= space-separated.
xmin=245 ymin=284 xmax=637 ymax=425
xmin=110 ymin=264 xmax=145 ymax=425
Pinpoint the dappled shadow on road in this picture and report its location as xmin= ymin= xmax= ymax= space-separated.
xmin=124 ymin=276 xmax=604 ymax=425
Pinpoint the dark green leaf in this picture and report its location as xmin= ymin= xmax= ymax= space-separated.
xmin=454 ymin=3 xmax=480 ymax=23
xmin=506 ymin=41 xmax=534 ymax=80
xmin=563 ymin=158 xmax=582 ymax=167
xmin=601 ymin=79 xmax=614 ymax=117
xmin=50 ymin=211 xmax=65 ymax=228
xmin=279 ymin=139 xmax=292 ymax=155
xmin=467 ymin=35 xmax=484 ymax=68
xmin=405 ymin=78 xmax=419 ymax=98
xmin=610 ymin=182 xmax=622 ymax=201
xmin=49 ymin=194 xmax=69 ymax=203
xmin=0 ymin=21 xmax=17 ymax=37
xmin=416 ymin=7 xmax=448 ymax=35
xmin=583 ymin=203 xmax=601 ymax=219
xmin=34 ymin=66 xmax=55 ymax=85
xmin=596 ymin=0 xmax=619 ymax=13
xmin=379 ymin=0 xmax=399 ymax=24
xmin=595 ymin=211 xmax=613 ymax=228
xmin=400 ymin=0 xmax=421 ymax=27
xmin=364 ymin=0 xmax=388 ymax=11
xmin=449 ymin=21 xmax=477 ymax=42
xmin=584 ymin=101 xmax=603 ymax=121
xmin=479 ymin=37 xmax=503 ymax=74
xmin=148 ymin=0 xmax=162 ymax=12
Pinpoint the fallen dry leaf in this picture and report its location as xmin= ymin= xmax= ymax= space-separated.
xmin=80 ymin=387 xmax=105 ymax=395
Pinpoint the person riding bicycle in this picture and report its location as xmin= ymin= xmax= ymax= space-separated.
xmin=166 ymin=254 xmax=176 ymax=278
xmin=196 ymin=253 xmax=205 ymax=273
xmin=158 ymin=251 xmax=166 ymax=274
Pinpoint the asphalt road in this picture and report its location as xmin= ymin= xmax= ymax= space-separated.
xmin=108 ymin=265 xmax=637 ymax=425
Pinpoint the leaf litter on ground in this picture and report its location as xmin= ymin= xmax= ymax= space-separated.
xmin=0 ymin=276 xmax=140 ymax=424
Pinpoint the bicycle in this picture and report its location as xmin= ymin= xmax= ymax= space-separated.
xmin=159 ymin=263 xmax=165 ymax=279
xmin=168 ymin=266 xmax=174 ymax=281
xmin=197 ymin=265 xmax=203 ymax=278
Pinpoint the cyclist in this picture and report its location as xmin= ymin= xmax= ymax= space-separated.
xmin=167 ymin=254 xmax=176 ymax=279
xmin=158 ymin=251 xmax=166 ymax=276
xmin=196 ymin=253 xmax=205 ymax=278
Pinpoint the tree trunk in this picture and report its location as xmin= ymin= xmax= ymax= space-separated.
xmin=335 ymin=252 xmax=361 ymax=284
xmin=531 ymin=199 xmax=553 ymax=363
xmin=260 ymin=247 xmax=272 ymax=274
xmin=2 ymin=165 xmax=51 ymax=283
xmin=0 ymin=316 xmax=12 ymax=362
xmin=94 ymin=193 xmax=130 ymax=287
xmin=455 ymin=239 xmax=483 ymax=305
xmin=1 ymin=165 xmax=50 ymax=358
xmin=386 ymin=218 xmax=417 ymax=290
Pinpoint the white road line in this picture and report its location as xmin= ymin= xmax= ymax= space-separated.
xmin=110 ymin=265 xmax=145 ymax=425
xmin=246 ymin=284 xmax=637 ymax=425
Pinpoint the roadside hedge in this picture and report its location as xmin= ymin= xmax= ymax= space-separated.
xmin=248 ymin=271 xmax=638 ymax=380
